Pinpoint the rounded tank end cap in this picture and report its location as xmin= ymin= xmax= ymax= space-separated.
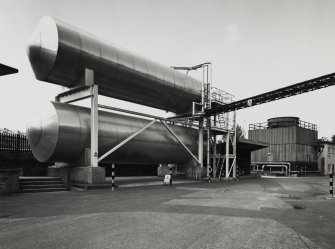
xmin=27 ymin=16 xmax=58 ymax=81
xmin=26 ymin=102 xmax=59 ymax=162
xmin=26 ymin=118 xmax=42 ymax=147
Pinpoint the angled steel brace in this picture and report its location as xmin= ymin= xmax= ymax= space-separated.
xmin=98 ymin=119 xmax=156 ymax=162
xmin=159 ymin=120 xmax=201 ymax=165
xmin=227 ymin=156 xmax=236 ymax=177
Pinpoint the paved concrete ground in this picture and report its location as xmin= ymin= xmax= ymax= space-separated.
xmin=1 ymin=176 xmax=334 ymax=249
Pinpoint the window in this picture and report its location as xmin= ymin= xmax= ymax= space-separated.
xmin=328 ymin=147 xmax=332 ymax=154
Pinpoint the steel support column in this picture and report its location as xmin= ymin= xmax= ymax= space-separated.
xmin=85 ymin=69 xmax=99 ymax=167
xmin=225 ymin=113 xmax=230 ymax=179
xmin=232 ymin=111 xmax=237 ymax=178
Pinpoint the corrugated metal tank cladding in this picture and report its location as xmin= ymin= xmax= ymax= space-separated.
xmin=27 ymin=16 xmax=202 ymax=114
xmin=249 ymin=117 xmax=318 ymax=163
xmin=26 ymin=102 xmax=198 ymax=164
xmin=251 ymin=144 xmax=317 ymax=162
xmin=249 ymin=126 xmax=317 ymax=146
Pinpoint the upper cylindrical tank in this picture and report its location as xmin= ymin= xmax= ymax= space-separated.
xmin=267 ymin=117 xmax=300 ymax=128
xmin=26 ymin=102 xmax=198 ymax=164
xmin=27 ymin=16 xmax=202 ymax=114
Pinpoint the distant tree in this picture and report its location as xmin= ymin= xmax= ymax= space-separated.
xmin=236 ymin=124 xmax=246 ymax=141
xmin=331 ymin=134 xmax=335 ymax=144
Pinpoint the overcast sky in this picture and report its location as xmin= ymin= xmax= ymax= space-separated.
xmin=0 ymin=0 xmax=334 ymax=138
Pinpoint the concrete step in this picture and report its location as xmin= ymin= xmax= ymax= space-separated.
xmin=20 ymin=181 xmax=64 ymax=185
xmin=19 ymin=176 xmax=68 ymax=193
xmin=20 ymin=184 xmax=66 ymax=189
xmin=20 ymin=188 xmax=68 ymax=193
xmin=19 ymin=177 xmax=62 ymax=182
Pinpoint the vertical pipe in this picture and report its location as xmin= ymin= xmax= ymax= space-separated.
xmin=233 ymin=111 xmax=237 ymax=178
xmin=112 ymin=163 xmax=115 ymax=191
xmin=213 ymin=133 xmax=217 ymax=178
xmin=207 ymin=118 xmax=211 ymax=178
xmin=198 ymin=119 xmax=204 ymax=167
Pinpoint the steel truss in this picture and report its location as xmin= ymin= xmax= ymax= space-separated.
xmin=206 ymin=72 xmax=335 ymax=116
xmin=55 ymin=68 xmax=200 ymax=168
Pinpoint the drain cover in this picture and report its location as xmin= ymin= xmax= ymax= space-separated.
xmin=293 ymin=204 xmax=305 ymax=209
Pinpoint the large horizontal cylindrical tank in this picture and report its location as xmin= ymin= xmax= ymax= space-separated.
xmin=27 ymin=16 xmax=202 ymax=114
xmin=26 ymin=102 xmax=198 ymax=164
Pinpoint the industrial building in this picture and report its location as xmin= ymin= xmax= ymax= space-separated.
xmin=2 ymin=15 xmax=335 ymax=194
xmin=317 ymin=141 xmax=335 ymax=175
xmin=249 ymin=117 xmax=318 ymax=175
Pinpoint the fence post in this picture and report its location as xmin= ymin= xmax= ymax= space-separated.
xmin=16 ymin=134 xmax=20 ymax=153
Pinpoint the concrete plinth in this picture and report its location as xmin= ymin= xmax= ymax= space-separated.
xmin=48 ymin=166 xmax=106 ymax=185
xmin=71 ymin=167 xmax=106 ymax=184
xmin=157 ymin=160 xmax=207 ymax=179
xmin=0 ymin=169 xmax=20 ymax=194
xmin=47 ymin=166 xmax=72 ymax=190
xmin=185 ymin=166 xmax=207 ymax=179
xmin=181 ymin=159 xmax=207 ymax=179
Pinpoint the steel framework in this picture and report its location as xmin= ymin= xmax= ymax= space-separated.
xmin=172 ymin=63 xmax=238 ymax=179
xmin=206 ymin=72 xmax=335 ymax=115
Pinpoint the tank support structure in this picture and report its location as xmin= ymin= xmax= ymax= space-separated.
xmin=53 ymin=63 xmax=238 ymax=182
xmin=55 ymin=68 xmax=99 ymax=168
xmin=54 ymin=68 xmax=201 ymax=184
xmin=171 ymin=62 xmax=237 ymax=180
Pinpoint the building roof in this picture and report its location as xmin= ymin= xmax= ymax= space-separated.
xmin=238 ymin=138 xmax=268 ymax=152
xmin=320 ymin=141 xmax=335 ymax=146
xmin=0 ymin=63 xmax=18 ymax=76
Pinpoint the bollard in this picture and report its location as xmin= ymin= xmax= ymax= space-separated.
xmin=66 ymin=170 xmax=71 ymax=191
xmin=112 ymin=164 xmax=115 ymax=191
xmin=330 ymin=165 xmax=334 ymax=198
xmin=208 ymin=167 xmax=212 ymax=183
xmin=169 ymin=166 xmax=172 ymax=186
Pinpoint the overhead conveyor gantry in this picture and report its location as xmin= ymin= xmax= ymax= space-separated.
xmin=206 ymin=72 xmax=335 ymax=116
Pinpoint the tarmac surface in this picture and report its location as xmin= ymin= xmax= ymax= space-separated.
xmin=1 ymin=176 xmax=334 ymax=249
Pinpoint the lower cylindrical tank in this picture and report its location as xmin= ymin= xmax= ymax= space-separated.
xmin=26 ymin=102 xmax=198 ymax=164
